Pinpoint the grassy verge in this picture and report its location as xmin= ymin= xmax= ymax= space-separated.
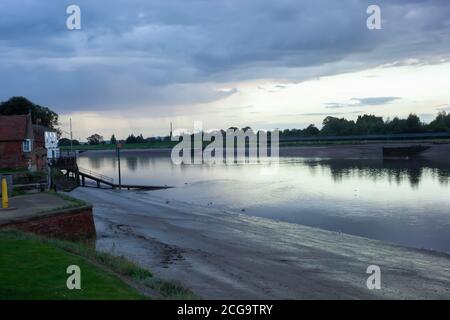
xmin=0 ymin=168 xmax=28 ymax=174
xmin=0 ymin=170 xmax=46 ymax=184
xmin=0 ymin=230 xmax=196 ymax=300
xmin=61 ymin=141 xmax=177 ymax=151
xmin=61 ymin=138 xmax=450 ymax=152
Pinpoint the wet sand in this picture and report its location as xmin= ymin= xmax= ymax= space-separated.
xmin=70 ymin=187 xmax=450 ymax=299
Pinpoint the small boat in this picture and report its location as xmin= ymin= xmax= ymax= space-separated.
xmin=382 ymin=145 xmax=431 ymax=158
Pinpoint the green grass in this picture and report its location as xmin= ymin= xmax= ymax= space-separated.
xmin=0 ymin=170 xmax=46 ymax=185
xmin=0 ymin=231 xmax=145 ymax=300
xmin=51 ymin=191 xmax=87 ymax=207
xmin=61 ymin=138 xmax=450 ymax=152
xmin=60 ymin=141 xmax=177 ymax=151
xmin=11 ymin=187 xmax=27 ymax=197
xmin=0 ymin=168 xmax=27 ymax=174
xmin=0 ymin=230 xmax=197 ymax=300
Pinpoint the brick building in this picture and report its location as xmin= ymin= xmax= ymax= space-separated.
xmin=0 ymin=114 xmax=49 ymax=171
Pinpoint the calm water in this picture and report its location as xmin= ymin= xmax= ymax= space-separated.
xmin=79 ymin=151 xmax=450 ymax=252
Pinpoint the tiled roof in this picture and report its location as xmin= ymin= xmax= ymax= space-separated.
xmin=0 ymin=115 xmax=29 ymax=141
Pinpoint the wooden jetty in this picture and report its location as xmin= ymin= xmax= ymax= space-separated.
xmin=77 ymin=167 xmax=172 ymax=190
xmin=50 ymin=153 xmax=172 ymax=191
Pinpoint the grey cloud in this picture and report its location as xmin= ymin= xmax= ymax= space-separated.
xmin=351 ymin=97 xmax=402 ymax=106
xmin=0 ymin=0 xmax=449 ymax=115
xmin=437 ymin=104 xmax=450 ymax=112
xmin=300 ymin=111 xmax=363 ymax=116
xmin=325 ymin=97 xmax=401 ymax=109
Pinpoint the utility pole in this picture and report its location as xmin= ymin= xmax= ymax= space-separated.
xmin=116 ymin=142 xmax=122 ymax=190
xmin=70 ymin=118 xmax=73 ymax=154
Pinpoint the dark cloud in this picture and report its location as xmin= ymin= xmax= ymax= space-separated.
xmin=301 ymin=111 xmax=363 ymax=116
xmin=351 ymin=97 xmax=401 ymax=106
xmin=0 ymin=0 xmax=449 ymax=114
xmin=325 ymin=97 xmax=401 ymax=108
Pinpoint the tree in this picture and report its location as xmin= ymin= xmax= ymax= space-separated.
xmin=405 ymin=113 xmax=423 ymax=133
xmin=126 ymin=133 xmax=145 ymax=144
xmin=0 ymin=96 xmax=59 ymax=131
xmin=355 ymin=115 xmax=384 ymax=134
xmin=126 ymin=134 xmax=136 ymax=144
xmin=136 ymin=134 xmax=145 ymax=143
xmin=428 ymin=111 xmax=450 ymax=132
xmin=321 ymin=116 xmax=356 ymax=136
xmin=302 ymin=124 xmax=320 ymax=136
xmin=110 ymin=134 xmax=117 ymax=145
xmin=58 ymin=138 xmax=80 ymax=147
xmin=87 ymin=134 xmax=103 ymax=145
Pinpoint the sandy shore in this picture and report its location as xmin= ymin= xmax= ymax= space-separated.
xmin=70 ymin=187 xmax=450 ymax=299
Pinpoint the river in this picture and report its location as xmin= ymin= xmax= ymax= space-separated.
xmin=78 ymin=149 xmax=450 ymax=253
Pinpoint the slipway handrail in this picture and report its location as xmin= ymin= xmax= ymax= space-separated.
xmin=77 ymin=167 xmax=114 ymax=184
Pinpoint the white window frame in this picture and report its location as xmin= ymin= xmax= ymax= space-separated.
xmin=23 ymin=139 xmax=32 ymax=152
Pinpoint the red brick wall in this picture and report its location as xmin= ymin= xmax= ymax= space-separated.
xmin=0 ymin=206 xmax=96 ymax=241
xmin=0 ymin=141 xmax=29 ymax=169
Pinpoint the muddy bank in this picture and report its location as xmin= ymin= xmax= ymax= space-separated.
xmin=82 ymin=143 xmax=450 ymax=161
xmin=70 ymin=187 xmax=450 ymax=299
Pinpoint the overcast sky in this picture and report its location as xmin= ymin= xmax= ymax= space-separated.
xmin=1 ymin=0 xmax=449 ymax=140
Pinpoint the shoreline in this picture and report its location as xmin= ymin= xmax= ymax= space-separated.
xmin=70 ymin=187 xmax=450 ymax=299
xmin=80 ymin=143 xmax=450 ymax=163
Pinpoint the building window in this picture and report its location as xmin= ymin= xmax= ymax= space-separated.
xmin=23 ymin=139 xmax=32 ymax=152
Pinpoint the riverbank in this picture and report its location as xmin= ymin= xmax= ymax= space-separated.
xmin=0 ymin=229 xmax=196 ymax=299
xmin=0 ymin=230 xmax=146 ymax=299
xmin=80 ymin=142 xmax=450 ymax=161
xmin=70 ymin=187 xmax=450 ymax=299
xmin=62 ymin=138 xmax=450 ymax=152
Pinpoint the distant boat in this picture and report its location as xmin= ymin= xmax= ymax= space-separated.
xmin=382 ymin=145 xmax=431 ymax=158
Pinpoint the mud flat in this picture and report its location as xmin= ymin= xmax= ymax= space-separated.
xmin=279 ymin=143 xmax=450 ymax=160
xmin=70 ymin=187 xmax=450 ymax=299
xmin=82 ymin=143 xmax=450 ymax=161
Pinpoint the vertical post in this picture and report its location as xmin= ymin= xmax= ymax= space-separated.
xmin=2 ymin=177 xmax=9 ymax=209
xmin=70 ymin=118 xmax=73 ymax=154
xmin=117 ymin=143 xmax=122 ymax=190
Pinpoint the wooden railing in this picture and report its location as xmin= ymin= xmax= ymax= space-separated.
xmin=77 ymin=167 xmax=114 ymax=184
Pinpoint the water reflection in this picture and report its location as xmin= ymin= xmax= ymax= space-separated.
xmin=78 ymin=151 xmax=450 ymax=252
xmin=302 ymin=159 xmax=450 ymax=187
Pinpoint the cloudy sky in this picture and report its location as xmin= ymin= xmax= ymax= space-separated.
xmin=1 ymin=0 xmax=450 ymax=140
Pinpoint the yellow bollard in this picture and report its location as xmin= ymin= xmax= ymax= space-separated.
xmin=2 ymin=177 xmax=8 ymax=209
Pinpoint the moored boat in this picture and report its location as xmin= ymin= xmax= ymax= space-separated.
xmin=382 ymin=145 xmax=431 ymax=158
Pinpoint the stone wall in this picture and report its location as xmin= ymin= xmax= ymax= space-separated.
xmin=0 ymin=205 xmax=96 ymax=241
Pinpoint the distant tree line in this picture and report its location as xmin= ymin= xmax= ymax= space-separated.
xmin=71 ymin=133 xmax=172 ymax=146
xmin=71 ymin=111 xmax=450 ymax=146
xmin=281 ymin=113 xmax=450 ymax=137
